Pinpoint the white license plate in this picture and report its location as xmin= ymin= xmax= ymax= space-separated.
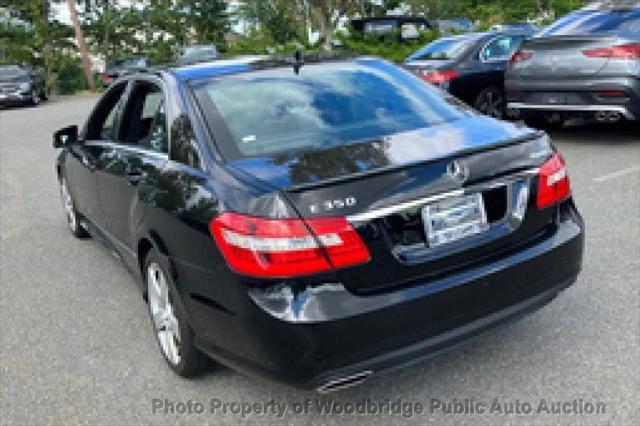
xmin=422 ymin=193 xmax=489 ymax=248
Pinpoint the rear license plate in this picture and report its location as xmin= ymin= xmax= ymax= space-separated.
xmin=540 ymin=92 xmax=566 ymax=105
xmin=422 ymin=193 xmax=489 ymax=248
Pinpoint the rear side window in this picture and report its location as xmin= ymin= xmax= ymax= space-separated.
xmin=193 ymin=61 xmax=469 ymax=160
xmin=539 ymin=10 xmax=640 ymax=36
xmin=480 ymin=35 xmax=524 ymax=62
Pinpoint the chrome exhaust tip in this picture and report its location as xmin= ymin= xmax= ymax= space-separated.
xmin=606 ymin=112 xmax=621 ymax=123
xmin=595 ymin=111 xmax=608 ymax=122
xmin=316 ymin=370 xmax=373 ymax=394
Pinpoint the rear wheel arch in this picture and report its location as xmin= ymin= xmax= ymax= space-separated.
xmin=137 ymin=231 xmax=173 ymax=298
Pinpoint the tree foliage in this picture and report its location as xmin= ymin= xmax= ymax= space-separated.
xmin=1 ymin=0 xmax=589 ymax=93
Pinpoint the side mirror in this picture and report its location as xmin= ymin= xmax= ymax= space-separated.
xmin=53 ymin=125 xmax=78 ymax=148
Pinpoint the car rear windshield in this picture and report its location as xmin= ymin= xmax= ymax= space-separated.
xmin=407 ymin=37 xmax=477 ymax=61
xmin=538 ymin=9 xmax=640 ymax=36
xmin=192 ymin=60 xmax=469 ymax=160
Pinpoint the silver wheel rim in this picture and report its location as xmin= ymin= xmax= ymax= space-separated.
xmin=477 ymin=89 xmax=503 ymax=118
xmin=32 ymin=90 xmax=39 ymax=104
xmin=60 ymin=179 xmax=77 ymax=231
xmin=147 ymin=263 xmax=182 ymax=365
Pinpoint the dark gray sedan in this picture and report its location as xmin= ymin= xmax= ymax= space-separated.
xmin=506 ymin=1 xmax=639 ymax=129
xmin=0 ymin=63 xmax=48 ymax=106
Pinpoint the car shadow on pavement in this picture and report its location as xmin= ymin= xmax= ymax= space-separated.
xmin=544 ymin=120 xmax=640 ymax=144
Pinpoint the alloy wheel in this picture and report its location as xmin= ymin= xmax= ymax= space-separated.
xmin=147 ymin=263 xmax=182 ymax=366
xmin=476 ymin=88 xmax=504 ymax=119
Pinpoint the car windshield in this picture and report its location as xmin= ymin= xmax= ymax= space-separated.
xmin=192 ymin=60 xmax=469 ymax=159
xmin=407 ymin=37 xmax=477 ymax=61
xmin=538 ymin=9 xmax=639 ymax=36
xmin=0 ymin=65 xmax=28 ymax=80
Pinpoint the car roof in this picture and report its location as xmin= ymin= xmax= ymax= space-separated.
xmin=170 ymin=52 xmax=369 ymax=81
xmin=419 ymin=30 xmax=528 ymax=46
xmin=171 ymin=56 xmax=267 ymax=80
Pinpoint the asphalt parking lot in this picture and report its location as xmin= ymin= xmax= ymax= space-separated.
xmin=1 ymin=95 xmax=639 ymax=426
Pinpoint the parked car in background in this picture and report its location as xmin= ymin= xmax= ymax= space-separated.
xmin=176 ymin=45 xmax=220 ymax=66
xmin=491 ymin=23 xmax=539 ymax=34
xmin=437 ymin=18 xmax=476 ymax=34
xmin=52 ymin=55 xmax=583 ymax=391
xmin=506 ymin=1 xmax=640 ymax=129
xmin=103 ymin=57 xmax=149 ymax=88
xmin=351 ymin=17 xmax=433 ymax=41
xmin=0 ymin=63 xmax=48 ymax=106
xmin=405 ymin=30 xmax=534 ymax=119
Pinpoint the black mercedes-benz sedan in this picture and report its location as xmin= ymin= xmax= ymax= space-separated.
xmin=53 ymin=55 xmax=584 ymax=392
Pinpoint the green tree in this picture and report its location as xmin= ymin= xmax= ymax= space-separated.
xmin=237 ymin=0 xmax=305 ymax=45
xmin=307 ymin=0 xmax=359 ymax=50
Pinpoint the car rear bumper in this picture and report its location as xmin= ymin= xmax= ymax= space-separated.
xmin=188 ymin=200 xmax=584 ymax=390
xmin=505 ymin=75 xmax=640 ymax=120
xmin=0 ymin=92 xmax=31 ymax=105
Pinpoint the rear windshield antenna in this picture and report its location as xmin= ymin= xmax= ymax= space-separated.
xmin=293 ymin=51 xmax=304 ymax=75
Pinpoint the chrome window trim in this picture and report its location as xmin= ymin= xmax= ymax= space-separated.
xmin=83 ymin=140 xmax=169 ymax=160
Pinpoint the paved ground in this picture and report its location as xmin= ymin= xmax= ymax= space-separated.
xmin=1 ymin=96 xmax=639 ymax=426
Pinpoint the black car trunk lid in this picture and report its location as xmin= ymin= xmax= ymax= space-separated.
xmin=227 ymin=116 xmax=555 ymax=294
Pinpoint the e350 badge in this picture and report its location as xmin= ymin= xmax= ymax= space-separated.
xmin=309 ymin=196 xmax=357 ymax=214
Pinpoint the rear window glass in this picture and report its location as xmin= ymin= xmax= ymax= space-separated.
xmin=193 ymin=61 xmax=469 ymax=159
xmin=538 ymin=10 xmax=640 ymax=36
xmin=407 ymin=37 xmax=476 ymax=61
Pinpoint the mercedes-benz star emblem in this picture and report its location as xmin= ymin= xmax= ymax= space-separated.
xmin=447 ymin=160 xmax=470 ymax=183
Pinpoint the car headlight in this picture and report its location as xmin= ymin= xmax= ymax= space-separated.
xmin=19 ymin=82 xmax=31 ymax=91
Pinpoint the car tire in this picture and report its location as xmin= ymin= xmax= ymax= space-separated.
xmin=144 ymin=249 xmax=210 ymax=377
xmin=40 ymin=87 xmax=48 ymax=101
xmin=474 ymin=86 xmax=505 ymax=119
xmin=59 ymin=178 xmax=90 ymax=238
xmin=29 ymin=89 xmax=40 ymax=106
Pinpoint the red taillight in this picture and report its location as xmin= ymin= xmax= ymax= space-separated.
xmin=583 ymin=43 xmax=640 ymax=59
xmin=597 ymin=90 xmax=627 ymax=98
xmin=209 ymin=213 xmax=370 ymax=278
xmin=537 ymin=153 xmax=571 ymax=210
xmin=420 ymin=69 xmax=459 ymax=85
xmin=509 ymin=50 xmax=533 ymax=65
xmin=103 ymin=74 xmax=112 ymax=83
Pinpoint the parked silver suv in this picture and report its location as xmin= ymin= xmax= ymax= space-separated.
xmin=506 ymin=1 xmax=640 ymax=129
